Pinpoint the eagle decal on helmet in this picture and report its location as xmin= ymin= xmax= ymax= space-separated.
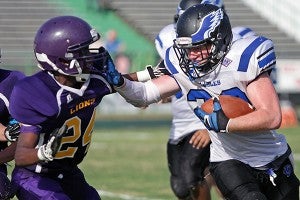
xmin=192 ymin=8 xmax=224 ymax=42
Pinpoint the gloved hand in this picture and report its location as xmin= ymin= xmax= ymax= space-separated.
xmin=105 ymin=56 xmax=124 ymax=87
xmin=194 ymin=97 xmax=230 ymax=133
xmin=137 ymin=60 xmax=170 ymax=82
xmin=152 ymin=60 xmax=170 ymax=77
xmin=37 ymin=125 xmax=68 ymax=162
xmin=4 ymin=118 xmax=20 ymax=142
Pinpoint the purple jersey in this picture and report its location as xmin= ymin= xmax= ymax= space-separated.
xmin=0 ymin=69 xmax=25 ymax=126
xmin=10 ymin=71 xmax=113 ymax=173
xmin=0 ymin=69 xmax=25 ymax=158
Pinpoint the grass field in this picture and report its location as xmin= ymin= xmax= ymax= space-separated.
xmin=78 ymin=125 xmax=300 ymax=200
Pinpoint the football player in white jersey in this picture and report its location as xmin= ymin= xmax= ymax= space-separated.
xmin=153 ymin=1 xmax=212 ymax=199
xmin=139 ymin=1 xmax=258 ymax=199
xmin=107 ymin=4 xmax=300 ymax=199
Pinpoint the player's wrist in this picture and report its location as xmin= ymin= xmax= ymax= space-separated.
xmin=37 ymin=145 xmax=53 ymax=161
xmin=136 ymin=67 xmax=152 ymax=82
xmin=115 ymin=75 xmax=125 ymax=87
xmin=225 ymin=119 xmax=231 ymax=133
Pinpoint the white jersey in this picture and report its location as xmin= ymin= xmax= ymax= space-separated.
xmin=155 ymin=24 xmax=205 ymax=144
xmin=164 ymin=35 xmax=288 ymax=167
xmin=155 ymin=24 xmax=176 ymax=59
xmin=232 ymin=26 xmax=256 ymax=38
xmin=232 ymin=26 xmax=278 ymax=85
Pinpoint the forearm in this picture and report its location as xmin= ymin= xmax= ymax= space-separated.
xmin=229 ymin=73 xmax=282 ymax=132
xmin=0 ymin=124 xmax=6 ymax=141
xmin=14 ymin=146 xmax=40 ymax=166
xmin=14 ymin=132 xmax=41 ymax=166
xmin=228 ymin=108 xmax=281 ymax=133
xmin=0 ymin=142 xmax=17 ymax=164
xmin=114 ymin=78 xmax=162 ymax=107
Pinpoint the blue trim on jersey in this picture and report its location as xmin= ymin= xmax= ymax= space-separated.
xmin=239 ymin=27 xmax=252 ymax=37
xmin=258 ymin=51 xmax=276 ymax=69
xmin=238 ymin=37 xmax=268 ymax=72
xmin=187 ymin=89 xmax=211 ymax=102
xmin=175 ymin=91 xmax=183 ymax=99
xmin=165 ymin=48 xmax=179 ymax=74
xmin=155 ymin=35 xmax=163 ymax=48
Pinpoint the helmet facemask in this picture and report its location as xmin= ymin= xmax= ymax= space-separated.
xmin=174 ymin=5 xmax=232 ymax=82
xmin=65 ymin=36 xmax=108 ymax=81
xmin=174 ymin=38 xmax=221 ymax=80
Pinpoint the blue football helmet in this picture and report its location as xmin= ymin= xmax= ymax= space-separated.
xmin=174 ymin=4 xmax=232 ymax=80
xmin=201 ymin=0 xmax=225 ymax=9
xmin=174 ymin=0 xmax=203 ymax=23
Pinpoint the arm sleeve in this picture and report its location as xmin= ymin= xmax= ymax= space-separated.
xmin=114 ymin=78 xmax=162 ymax=107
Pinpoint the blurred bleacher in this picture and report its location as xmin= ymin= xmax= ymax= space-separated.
xmin=0 ymin=0 xmax=300 ymax=114
xmin=0 ymin=0 xmax=157 ymax=73
xmin=1 ymin=0 xmax=300 ymax=69
xmin=0 ymin=0 xmax=74 ymax=72
xmin=110 ymin=0 xmax=300 ymax=59
xmin=95 ymin=0 xmax=300 ymax=109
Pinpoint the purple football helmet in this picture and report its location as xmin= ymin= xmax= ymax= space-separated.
xmin=34 ymin=16 xmax=107 ymax=81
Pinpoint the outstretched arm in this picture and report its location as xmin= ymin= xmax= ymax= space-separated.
xmin=106 ymin=58 xmax=179 ymax=107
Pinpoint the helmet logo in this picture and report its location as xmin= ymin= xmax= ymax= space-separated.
xmin=35 ymin=52 xmax=59 ymax=71
xmin=192 ymin=8 xmax=223 ymax=42
xmin=201 ymin=0 xmax=224 ymax=8
xmin=90 ymin=29 xmax=99 ymax=41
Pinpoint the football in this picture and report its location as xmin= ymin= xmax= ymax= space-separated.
xmin=201 ymin=95 xmax=254 ymax=118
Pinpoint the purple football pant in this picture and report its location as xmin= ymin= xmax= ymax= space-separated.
xmin=0 ymin=167 xmax=11 ymax=199
xmin=11 ymin=166 xmax=101 ymax=200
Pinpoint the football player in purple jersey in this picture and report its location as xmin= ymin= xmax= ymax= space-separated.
xmin=9 ymin=16 xmax=116 ymax=200
xmin=0 ymin=49 xmax=25 ymax=200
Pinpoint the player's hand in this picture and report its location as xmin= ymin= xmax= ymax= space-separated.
xmin=194 ymin=97 xmax=230 ymax=133
xmin=152 ymin=60 xmax=169 ymax=77
xmin=37 ymin=125 xmax=68 ymax=162
xmin=105 ymin=55 xmax=124 ymax=87
xmin=4 ymin=118 xmax=20 ymax=142
xmin=189 ymin=129 xmax=211 ymax=149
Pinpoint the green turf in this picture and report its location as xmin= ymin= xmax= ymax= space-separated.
xmin=77 ymin=125 xmax=300 ymax=200
xmin=7 ymin=125 xmax=300 ymax=200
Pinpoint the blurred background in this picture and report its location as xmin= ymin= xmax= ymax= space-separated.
xmin=1 ymin=1 xmax=300 ymax=199
xmin=0 ymin=0 xmax=299 ymax=127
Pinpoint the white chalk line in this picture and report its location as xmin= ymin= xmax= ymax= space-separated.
xmin=97 ymin=190 xmax=166 ymax=200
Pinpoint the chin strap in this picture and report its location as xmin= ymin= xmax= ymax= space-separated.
xmin=75 ymin=74 xmax=90 ymax=82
